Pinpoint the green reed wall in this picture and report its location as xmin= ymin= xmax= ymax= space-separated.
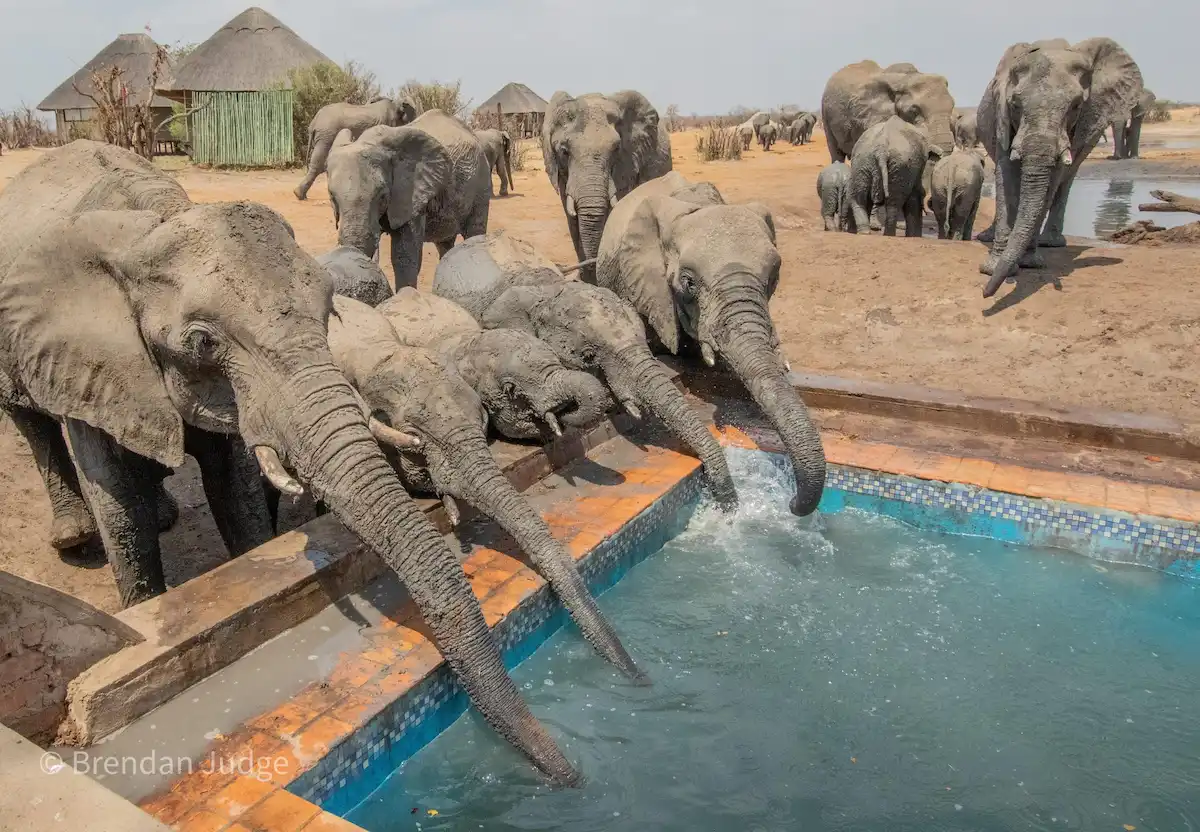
xmin=188 ymin=90 xmax=294 ymax=167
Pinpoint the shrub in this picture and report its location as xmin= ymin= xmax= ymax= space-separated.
xmin=1145 ymin=100 xmax=1172 ymax=123
xmin=0 ymin=106 xmax=58 ymax=149
xmin=399 ymin=80 xmax=468 ymax=118
xmin=286 ymin=61 xmax=381 ymax=161
xmin=664 ymin=104 xmax=682 ymax=133
xmin=695 ymin=121 xmax=742 ymax=162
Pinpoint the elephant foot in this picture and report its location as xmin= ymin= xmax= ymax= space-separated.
xmin=499 ymin=190 xmax=509 ymax=197
xmin=157 ymin=485 xmax=180 ymax=533
xmin=1037 ymin=230 xmax=1066 ymax=248
xmin=976 ymin=225 xmax=995 ymax=243
xmin=979 ymin=254 xmax=999 ymax=276
xmin=1019 ymin=248 xmax=1046 ymax=269
xmin=293 ymin=186 xmax=308 ymax=201
xmin=50 ymin=509 xmax=97 ymax=551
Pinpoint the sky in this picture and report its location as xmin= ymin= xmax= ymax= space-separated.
xmin=2 ymin=0 xmax=1197 ymax=115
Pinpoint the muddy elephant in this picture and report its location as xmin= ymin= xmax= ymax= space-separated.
xmin=327 ymin=294 xmax=642 ymax=682
xmin=817 ymin=161 xmax=854 ymax=232
xmin=1111 ymin=88 xmax=1156 ymax=159
xmin=759 ymin=122 xmax=778 ymax=150
xmin=821 ymin=60 xmax=956 ymax=162
xmin=929 ymin=149 xmax=984 ymax=240
xmin=327 ymin=110 xmax=491 ymax=291
xmin=317 ymin=245 xmax=393 ymax=306
xmin=473 ymin=128 xmax=513 ymax=197
xmin=595 ymin=172 xmax=826 ymax=516
xmin=542 ymin=90 xmax=673 ymax=275
xmin=953 ymin=110 xmax=979 ymax=149
xmin=849 ymin=117 xmax=932 ymax=237
xmin=433 ymin=231 xmax=738 ymax=509
xmin=0 ymin=141 xmax=577 ymax=784
xmin=737 ymin=122 xmax=756 ymax=150
xmin=977 ymin=38 xmax=1144 ymax=294
xmin=294 ymin=96 xmax=416 ymax=201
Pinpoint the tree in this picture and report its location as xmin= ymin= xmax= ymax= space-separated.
xmin=285 ymin=61 xmax=382 ymax=161
xmin=72 ymin=43 xmax=170 ymax=158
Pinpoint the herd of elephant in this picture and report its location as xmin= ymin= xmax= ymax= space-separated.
xmin=0 ymin=34 xmax=1150 ymax=786
xmin=737 ymin=111 xmax=818 ymax=151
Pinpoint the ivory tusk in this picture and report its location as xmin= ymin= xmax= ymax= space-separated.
xmin=441 ymin=494 xmax=461 ymax=527
xmin=565 ymin=195 xmax=577 ymax=217
xmin=623 ymin=400 xmax=643 ymax=421
xmin=369 ymin=417 xmax=421 ymax=449
xmin=701 ymin=342 xmax=717 ymax=368
xmin=254 ymin=446 xmax=303 ymax=496
xmin=544 ymin=411 xmax=563 ymax=437
xmin=558 ymin=258 xmax=597 ymax=275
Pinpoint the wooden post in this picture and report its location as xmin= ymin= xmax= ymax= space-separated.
xmin=496 ymin=102 xmax=502 ymax=132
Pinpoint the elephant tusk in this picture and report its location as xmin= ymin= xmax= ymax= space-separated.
xmin=254 ymin=446 xmax=304 ymax=496
xmin=558 ymin=258 xmax=597 ymax=275
xmin=623 ymin=400 xmax=643 ymax=421
xmin=441 ymin=494 xmax=461 ymax=527
xmin=369 ymin=417 xmax=421 ymax=449
xmin=701 ymin=342 xmax=717 ymax=368
xmin=608 ymin=178 xmax=618 ymax=208
xmin=544 ymin=411 xmax=563 ymax=438
xmin=565 ymin=195 xmax=577 ymax=217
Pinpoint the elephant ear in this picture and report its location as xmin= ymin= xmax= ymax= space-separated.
xmin=481 ymin=286 xmax=544 ymax=332
xmin=1071 ymin=38 xmax=1144 ymax=151
xmin=742 ymin=202 xmax=777 ymax=243
xmin=542 ymin=91 xmax=573 ymax=196
xmin=377 ymin=126 xmax=451 ymax=231
xmin=0 ymin=212 xmax=185 ymax=468
xmin=332 ymin=128 xmax=354 ymax=151
xmin=610 ymin=90 xmax=662 ymax=190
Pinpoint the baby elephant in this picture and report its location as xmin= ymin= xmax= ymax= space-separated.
xmin=759 ymin=122 xmax=778 ymax=150
xmin=928 ymin=149 xmax=984 ymax=241
xmin=849 ymin=116 xmax=932 ymax=237
xmin=816 ymin=161 xmax=854 ymax=232
xmin=737 ymin=122 xmax=755 ymax=150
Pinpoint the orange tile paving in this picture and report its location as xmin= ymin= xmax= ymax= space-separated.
xmin=138 ymin=427 xmax=1199 ymax=831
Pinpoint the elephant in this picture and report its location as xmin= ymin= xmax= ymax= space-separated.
xmin=294 ymin=96 xmax=416 ymax=201
xmin=1111 ymin=88 xmax=1156 ymax=159
xmin=317 ymin=246 xmax=393 ymax=306
xmin=0 ymin=141 xmax=578 ymax=785
xmin=821 ymin=60 xmax=956 ymax=162
xmin=542 ymin=90 xmax=673 ymax=274
xmin=977 ymin=38 xmax=1144 ymax=295
xmin=473 ymin=128 xmax=513 ymax=197
xmin=953 ymin=109 xmax=979 ymax=149
xmin=928 ymin=149 xmax=984 ymax=240
xmin=327 ymin=109 xmax=491 ymax=291
xmin=746 ymin=111 xmax=771 ymax=138
xmin=326 ymin=294 xmax=642 ymax=682
xmin=849 ymin=116 xmax=932 ymax=236
xmin=433 ymin=231 xmax=739 ymax=510
xmin=737 ymin=122 xmax=756 ymax=150
xmin=759 ymin=122 xmax=778 ymax=150
xmin=817 ymin=161 xmax=855 ymax=232
xmin=793 ymin=112 xmax=817 ymax=145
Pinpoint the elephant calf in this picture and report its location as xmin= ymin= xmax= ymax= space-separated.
xmin=928 ymin=149 xmax=984 ymax=241
xmin=759 ymin=122 xmax=778 ymax=150
xmin=816 ymin=161 xmax=854 ymax=232
xmin=473 ymin=128 xmax=513 ymax=197
xmin=294 ymin=96 xmax=415 ymax=201
xmin=849 ymin=116 xmax=933 ymax=237
xmin=317 ymin=246 xmax=393 ymax=306
xmin=737 ymin=122 xmax=755 ymax=150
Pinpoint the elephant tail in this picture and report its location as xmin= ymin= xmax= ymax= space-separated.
xmin=944 ymin=177 xmax=955 ymax=239
xmin=501 ymin=132 xmax=511 ymax=157
xmin=877 ymin=152 xmax=889 ymax=202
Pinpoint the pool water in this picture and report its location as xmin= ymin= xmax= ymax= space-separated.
xmin=1063 ymin=179 xmax=1200 ymax=239
xmin=347 ymin=455 xmax=1200 ymax=831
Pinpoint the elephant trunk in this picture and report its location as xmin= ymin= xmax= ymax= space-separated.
xmin=569 ymin=168 xmax=615 ymax=263
xmin=712 ymin=282 xmax=827 ymax=516
xmin=603 ymin=348 xmax=739 ymax=510
xmin=275 ymin=363 xmax=579 ymax=785
xmin=927 ymin=115 xmax=956 ymax=158
xmin=431 ymin=424 xmax=644 ymax=682
xmin=540 ymin=368 xmax=613 ymax=430
xmin=984 ymin=161 xmax=1052 ymax=297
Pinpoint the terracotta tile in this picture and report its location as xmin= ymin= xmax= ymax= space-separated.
xmin=248 ymin=701 xmax=327 ymax=741
xmin=359 ymin=633 xmax=416 ymax=667
xmin=292 ymin=715 xmax=355 ymax=764
xmin=954 ymin=458 xmax=996 ymax=488
xmin=460 ymin=549 xmax=495 ymax=577
xmin=1023 ymin=470 xmax=1071 ymax=501
xmin=468 ymin=564 xmax=516 ymax=601
xmin=142 ymin=788 xmax=207 ymax=827
xmin=1106 ymin=480 xmax=1150 ymax=514
xmin=203 ymin=776 xmax=276 ymax=821
xmin=877 ymin=446 xmax=932 ymax=477
xmin=143 ymin=767 xmax=237 ymax=823
xmin=912 ymin=452 xmax=964 ymax=482
xmin=481 ymin=572 xmax=540 ymax=623
xmin=225 ymin=826 xmax=254 ymax=832
xmin=712 ymin=424 xmax=758 ymax=449
xmin=261 ymin=744 xmax=303 ymax=787
xmin=367 ymin=668 xmax=418 ymax=700
xmin=236 ymin=790 xmax=323 ymax=832
xmin=299 ymin=811 xmax=367 ymax=831
xmin=1146 ymin=485 xmax=1199 ymax=522
xmin=843 ymin=442 xmax=899 ymax=472
xmin=176 ymin=809 xmax=232 ymax=832
xmin=568 ymin=529 xmax=605 ymax=558
xmin=821 ymin=437 xmax=856 ymax=465
xmin=1061 ymin=474 xmax=1108 ymax=509
xmin=388 ymin=641 xmax=443 ymax=681
xmin=326 ymin=689 xmax=386 ymax=730
xmin=327 ymin=655 xmax=386 ymax=689
xmin=987 ymin=463 xmax=1031 ymax=496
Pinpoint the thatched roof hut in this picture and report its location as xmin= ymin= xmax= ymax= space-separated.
xmin=475 ymin=83 xmax=549 ymax=137
xmin=37 ymin=33 xmax=174 ymax=142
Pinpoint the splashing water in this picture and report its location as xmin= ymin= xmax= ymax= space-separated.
xmin=348 ymin=451 xmax=1200 ymax=832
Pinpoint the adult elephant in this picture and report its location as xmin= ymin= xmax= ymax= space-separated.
xmin=793 ymin=112 xmax=817 ymax=145
xmin=474 ymin=128 xmax=513 ymax=196
xmin=294 ymin=96 xmax=416 ymax=201
xmin=596 ymin=173 xmax=826 ymax=517
xmin=737 ymin=122 xmax=756 ymax=150
xmin=977 ymin=38 xmax=1143 ymax=295
xmin=821 ymin=60 xmax=956 ymax=162
xmin=746 ymin=111 xmax=771 ymax=138
xmin=327 ymin=110 xmax=491 ymax=290
xmin=1111 ymin=88 xmax=1156 ymax=159
xmin=759 ymin=122 xmax=779 ymax=150
xmin=542 ymin=90 xmax=672 ymax=273
xmin=0 ymin=142 xmax=578 ymax=785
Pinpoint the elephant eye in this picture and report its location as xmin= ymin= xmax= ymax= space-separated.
xmin=182 ymin=325 xmax=218 ymax=361
xmin=580 ymin=346 xmax=597 ymax=365
xmin=678 ymin=270 xmax=696 ymax=296
xmin=502 ymin=380 xmax=518 ymax=398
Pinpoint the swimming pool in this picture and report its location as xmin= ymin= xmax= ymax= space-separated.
xmin=341 ymin=453 xmax=1200 ymax=831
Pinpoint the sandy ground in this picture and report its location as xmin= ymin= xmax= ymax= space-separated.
xmin=1 ymin=113 xmax=1198 ymax=612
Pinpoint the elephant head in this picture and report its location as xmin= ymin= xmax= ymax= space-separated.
xmin=542 ymin=90 xmax=671 ymax=264
xmin=380 ymin=95 xmax=418 ymax=127
xmin=326 ymin=123 xmax=450 ymax=259
xmin=870 ymin=67 xmax=956 ymax=156
xmin=327 ymin=296 xmax=643 ymax=682
xmin=597 ymin=173 xmax=826 ymax=516
xmin=979 ymin=38 xmax=1142 ymax=293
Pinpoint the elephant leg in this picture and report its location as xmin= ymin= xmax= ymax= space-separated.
xmin=933 ymin=203 xmax=948 ymax=239
xmin=1127 ymin=116 xmax=1143 ymax=159
xmin=882 ymin=198 xmax=899 ymax=236
xmin=434 ymin=238 xmax=456 ymax=259
xmin=499 ymin=154 xmax=513 ymax=196
xmin=389 ymin=218 xmax=425 ymax=291
xmin=184 ymin=428 xmax=274 ymax=557
xmin=850 ymin=194 xmax=872 ymax=235
xmin=65 ymin=418 xmax=165 ymax=607
xmin=961 ymin=202 xmax=979 ymax=242
xmin=822 ymin=212 xmax=836 ymax=232
xmin=1111 ymin=122 xmax=1127 ymax=159
xmin=294 ymin=136 xmax=331 ymax=201
xmin=8 ymin=406 xmax=96 ymax=549
xmin=1039 ymin=162 xmax=1078 ymax=248
xmin=903 ymin=191 xmax=924 ymax=238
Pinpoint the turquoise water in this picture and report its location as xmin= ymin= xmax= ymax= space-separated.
xmin=348 ymin=455 xmax=1200 ymax=831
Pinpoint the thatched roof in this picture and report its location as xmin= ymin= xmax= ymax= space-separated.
xmin=476 ymin=82 xmax=549 ymax=115
xmin=38 ymin=33 xmax=174 ymax=111
xmin=161 ymin=7 xmax=331 ymax=93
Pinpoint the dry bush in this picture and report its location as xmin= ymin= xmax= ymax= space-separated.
xmin=695 ymin=121 xmax=742 ymax=162
xmin=0 ymin=106 xmax=58 ymax=150
xmin=286 ymin=61 xmax=382 ymax=161
xmin=509 ymin=138 xmax=534 ymax=172
xmin=664 ymin=104 xmax=682 ymax=133
xmin=1145 ymin=100 xmax=1172 ymax=123
xmin=400 ymin=80 xmax=469 ymax=118
xmin=72 ymin=45 xmax=169 ymax=159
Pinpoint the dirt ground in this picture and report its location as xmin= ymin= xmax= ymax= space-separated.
xmin=2 ymin=113 xmax=1199 ymax=612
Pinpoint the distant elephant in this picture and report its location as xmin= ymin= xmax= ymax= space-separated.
xmin=327 ymin=109 xmax=491 ymax=290
xmin=793 ymin=112 xmax=817 ymax=145
xmin=433 ymin=231 xmax=738 ymax=510
xmin=293 ymin=96 xmax=416 ymax=201
xmin=317 ymin=245 xmax=393 ymax=306
xmin=0 ymin=142 xmax=575 ymax=784
xmin=1111 ymin=88 xmax=1155 ymax=159
xmin=928 ymin=149 xmax=984 ymax=240
xmin=759 ymin=122 xmax=778 ymax=150
xmin=596 ymin=173 xmax=826 ymax=517
xmin=849 ymin=116 xmax=932 ymax=236
xmin=953 ymin=110 xmax=978 ymax=149
xmin=821 ymin=60 xmax=956 ymax=162
xmin=542 ymin=90 xmax=672 ymax=273
xmin=817 ymin=161 xmax=855 ymax=232
xmin=326 ymin=294 xmax=642 ymax=682
xmin=737 ymin=122 xmax=756 ymax=150
xmin=746 ymin=111 xmax=770 ymax=138
xmin=473 ymin=128 xmax=513 ymax=196
xmin=978 ymin=38 xmax=1144 ymax=294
